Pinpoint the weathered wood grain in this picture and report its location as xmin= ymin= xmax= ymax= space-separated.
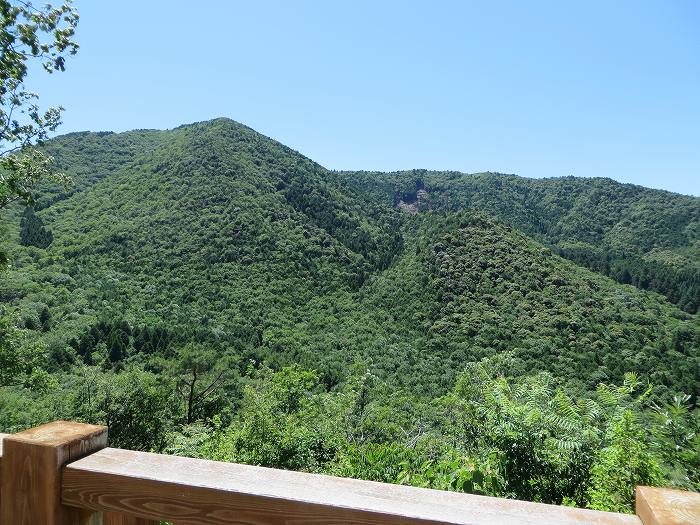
xmin=0 ymin=433 xmax=6 ymax=515
xmin=63 ymin=448 xmax=642 ymax=525
xmin=1 ymin=421 xmax=107 ymax=525
xmin=636 ymin=486 xmax=700 ymax=525
xmin=103 ymin=511 xmax=160 ymax=525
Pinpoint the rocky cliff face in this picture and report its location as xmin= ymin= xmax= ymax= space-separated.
xmin=397 ymin=180 xmax=428 ymax=214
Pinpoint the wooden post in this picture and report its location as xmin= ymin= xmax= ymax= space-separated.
xmin=637 ymin=486 xmax=700 ymax=525
xmin=0 ymin=421 xmax=107 ymax=525
xmin=0 ymin=433 xmax=7 ymax=514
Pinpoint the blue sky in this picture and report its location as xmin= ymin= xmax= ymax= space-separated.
xmin=30 ymin=1 xmax=700 ymax=195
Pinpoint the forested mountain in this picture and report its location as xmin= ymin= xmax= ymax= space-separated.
xmin=1 ymin=118 xmax=698 ymax=510
xmin=337 ymin=170 xmax=700 ymax=312
xmin=3 ymin=118 xmax=697 ymax=394
xmin=361 ymin=213 xmax=698 ymax=399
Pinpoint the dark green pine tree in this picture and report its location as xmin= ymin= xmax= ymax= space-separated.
xmin=107 ymin=330 xmax=127 ymax=363
xmin=19 ymin=207 xmax=54 ymax=249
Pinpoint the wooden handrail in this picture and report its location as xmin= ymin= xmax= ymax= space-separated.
xmin=636 ymin=486 xmax=700 ymax=525
xmin=62 ymin=447 xmax=642 ymax=525
xmin=1 ymin=422 xmax=699 ymax=524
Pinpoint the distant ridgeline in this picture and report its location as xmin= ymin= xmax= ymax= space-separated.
xmin=337 ymin=171 xmax=700 ymax=314
xmin=2 ymin=118 xmax=699 ymax=402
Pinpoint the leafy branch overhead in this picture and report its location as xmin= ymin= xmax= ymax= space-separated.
xmin=0 ymin=147 xmax=68 ymax=207
xmin=0 ymin=0 xmax=78 ymax=208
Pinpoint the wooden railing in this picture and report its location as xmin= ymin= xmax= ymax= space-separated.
xmin=0 ymin=422 xmax=698 ymax=525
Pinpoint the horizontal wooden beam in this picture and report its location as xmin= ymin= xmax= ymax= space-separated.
xmin=63 ymin=448 xmax=641 ymax=525
xmin=636 ymin=486 xmax=700 ymax=525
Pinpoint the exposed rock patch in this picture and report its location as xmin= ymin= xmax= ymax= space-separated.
xmin=396 ymin=181 xmax=428 ymax=214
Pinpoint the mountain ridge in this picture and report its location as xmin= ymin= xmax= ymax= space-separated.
xmin=2 ymin=117 xmax=698 ymax=401
xmin=1 ymin=118 xmax=699 ymax=505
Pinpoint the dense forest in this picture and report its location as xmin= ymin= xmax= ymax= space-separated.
xmin=337 ymin=170 xmax=700 ymax=313
xmin=1 ymin=118 xmax=698 ymax=514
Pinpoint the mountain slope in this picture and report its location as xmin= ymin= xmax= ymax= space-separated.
xmin=3 ymin=119 xmax=403 ymax=373
xmin=359 ymin=213 xmax=699 ymax=398
xmin=1 ymin=118 xmax=698 ymax=401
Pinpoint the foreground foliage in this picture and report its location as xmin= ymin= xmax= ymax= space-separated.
xmin=2 ymin=354 xmax=696 ymax=514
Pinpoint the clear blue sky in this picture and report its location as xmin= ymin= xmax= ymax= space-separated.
xmin=30 ymin=1 xmax=700 ymax=195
